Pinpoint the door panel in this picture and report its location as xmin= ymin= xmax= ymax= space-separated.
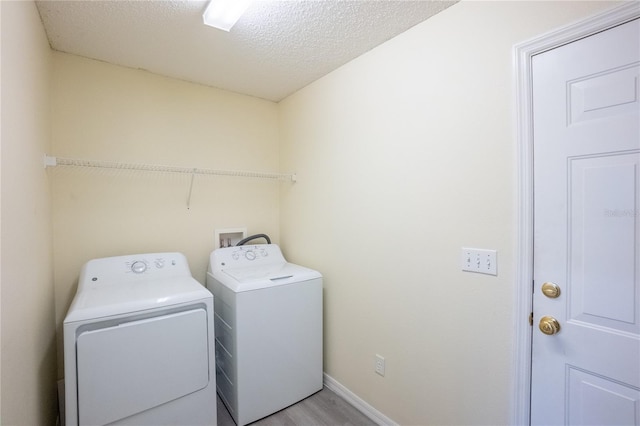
xmin=569 ymin=64 xmax=640 ymax=124
xmin=77 ymin=309 xmax=209 ymax=425
xmin=569 ymin=153 xmax=638 ymax=330
xmin=531 ymin=18 xmax=640 ymax=425
xmin=567 ymin=368 xmax=640 ymax=426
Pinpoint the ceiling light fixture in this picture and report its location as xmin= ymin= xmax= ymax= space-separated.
xmin=202 ymin=0 xmax=253 ymax=32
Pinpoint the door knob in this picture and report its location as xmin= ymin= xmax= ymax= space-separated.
xmin=541 ymin=282 xmax=561 ymax=298
xmin=539 ymin=316 xmax=561 ymax=335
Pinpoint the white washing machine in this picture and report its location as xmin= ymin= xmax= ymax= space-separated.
xmin=63 ymin=253 xmax=216 ymax=426
xmin=206 ymin=244 xmax=322 ymax=426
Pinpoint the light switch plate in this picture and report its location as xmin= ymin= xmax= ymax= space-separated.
xmin=461 ymin=248 xmax=497 ymax=275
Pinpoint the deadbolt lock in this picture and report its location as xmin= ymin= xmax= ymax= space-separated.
xmin=541 ymin=282 xmax=561 ymax=298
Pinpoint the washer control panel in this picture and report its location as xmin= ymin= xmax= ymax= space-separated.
xmin=232 ymin=246 xmax=268 ymax=261
xmin=213 ymin=244 xmax=285 ymax=270
xmin=79 ymin=252 xmax=192 ymax=289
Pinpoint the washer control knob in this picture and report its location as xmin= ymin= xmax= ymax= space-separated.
xmin=245 ymin=250 xmax=256 ymax=261
xmin=131 ymin=261 xmax=147 ymax=274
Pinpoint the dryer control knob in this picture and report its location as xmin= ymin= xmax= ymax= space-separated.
xmin=245 ymin=250 xmax=256 ymax=261
xmin=131 ymin=261 xmax=147 ymax=274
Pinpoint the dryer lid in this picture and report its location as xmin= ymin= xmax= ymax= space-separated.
xmin=64 ymin=276 xmax=211 ymax=323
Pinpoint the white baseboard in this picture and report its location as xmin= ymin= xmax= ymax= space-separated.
xmin=323 ymin=373 xmax=398 ymax=426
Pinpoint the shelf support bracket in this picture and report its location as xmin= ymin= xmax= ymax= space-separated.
xmin=187 ymin=168 xmax=196 ymax=210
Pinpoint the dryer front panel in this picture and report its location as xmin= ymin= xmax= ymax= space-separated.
xmin=76 ymin=309 xmax=209 ymax=425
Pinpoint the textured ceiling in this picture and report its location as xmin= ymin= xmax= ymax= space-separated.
xmin=36 ymin=0 xmax=457 ymax=102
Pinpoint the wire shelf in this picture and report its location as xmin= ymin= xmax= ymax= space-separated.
xmin=45 ymin=155 xmax=296 ymax=182
xmin=44 ymin=155 xmax=296 ymax=209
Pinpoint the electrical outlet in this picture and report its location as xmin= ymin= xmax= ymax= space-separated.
xmin=461 ymin=248 xmax=497 ymax=275
xmin=375 ymin=354 xmax=385 ymax=376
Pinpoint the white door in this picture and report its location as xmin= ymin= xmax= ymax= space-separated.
xmin=531 ymin=18 xmax=640 ymax=425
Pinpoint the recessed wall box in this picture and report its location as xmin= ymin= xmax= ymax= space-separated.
xmin=215 ymin=228 xmax=247 ymax=248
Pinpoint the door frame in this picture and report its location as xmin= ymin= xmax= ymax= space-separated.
xmin=512 ymin=3 xmax=640 ymax=425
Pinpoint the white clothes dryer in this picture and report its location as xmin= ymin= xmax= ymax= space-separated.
xmin=63 ymin=253 xmax=216 ymax=426
xmin=206 ymin=244 xmax=322 ymax=426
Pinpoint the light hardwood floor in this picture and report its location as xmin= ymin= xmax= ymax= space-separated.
xmin=216 ymin=387 xmax=376 ymax=426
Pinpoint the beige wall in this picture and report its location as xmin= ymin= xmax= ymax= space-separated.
xmin=50 ymin=53 xmax=281 ymax=376
xmin=1 ymin=1 xmax=57 ymax=425
xmin=278 ymin=1 xmax=620 ymax=424
xmin=0 ymin=1 xmax=625 ymax=424
xmin=1 ymin=3 xmax=3 ymax=418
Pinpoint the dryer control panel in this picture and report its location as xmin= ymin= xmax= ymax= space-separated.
xmin=78 ymin=252 xmax=192 ymax=290
xmin=125 ymin=256 xmax=177 ymax=275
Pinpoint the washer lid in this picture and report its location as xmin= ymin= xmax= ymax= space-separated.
xmin=220 ymin=262 xmax=321 ymax=292
xmin=64 ymin=276 xmax=211 ymax=323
